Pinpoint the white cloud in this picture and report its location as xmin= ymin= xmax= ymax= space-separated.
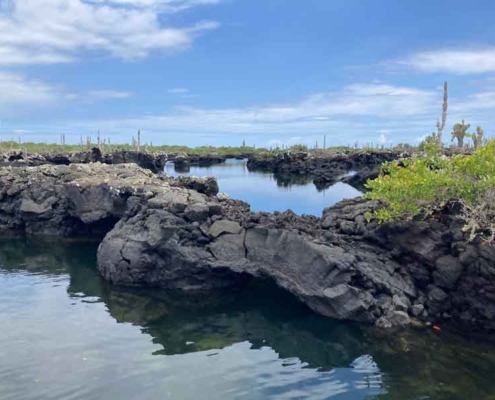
xmin=11 ymin=81 xmax=494 ymax=147
xmin=401 ymin=48 xmax=495 ymax=74
xmin=0 ymin=70 xmax=58 ymax=108
xmin=168 ymin=88 xmax=189 ymax=94
xmin=168 ymin=87 xmax=200 ymax=99
xmin=60 ymin=83 xmax=440 ymax=144
xmin=0 ymin=69 xmax=133 ymax=111
xmin=451 ymin=91 xmax=495 ymax=112
xmin=90 ymin=0 xmax=222 ymax=13
xmin=0 ymin=0 xmax=221 ymax=65
xmin=266 ymin=136 xmax=304 ymax=148
xmin=87 ymin=90 xmax=133 ymax=99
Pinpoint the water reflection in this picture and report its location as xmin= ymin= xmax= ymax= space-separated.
xmin=2 ymin=238 xmax=495 ymax=400
xmin=165 ymin=159 xmax=362 ymax=216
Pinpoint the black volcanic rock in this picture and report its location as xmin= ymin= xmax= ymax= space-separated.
xmin=1 ymin=163 xmax=495 ymax=332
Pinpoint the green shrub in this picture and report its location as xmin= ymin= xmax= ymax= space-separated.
xmin=290 ymin=144 xmax=309 ymax=152
xmin=418 ymin=132 xmax=439 ymax=151
xmin=365 ymin=140 xmax=495 ymax=242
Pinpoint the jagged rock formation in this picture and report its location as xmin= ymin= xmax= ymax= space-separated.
xmin=1 ymin=163 xmax=494 ymax=332
xmin=97 ymin=194 xmax=495 ymax=331
xmin=168 ymin=153 xmax=228 ymax=166
xmin=165 ymin=175 xmax=219 ymax=197
xmin=0 ymin=148 xmax=167 ymax=173
xmin=247 ymin=150 xmax=407 ymax=189
xmin=340 ymin=166 xmax=381 ymax=191
xmin=0 ymin=163 xmax=218 ymax=235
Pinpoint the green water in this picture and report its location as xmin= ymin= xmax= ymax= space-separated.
xmin=1 ymin=238 xmax=495 ymax=400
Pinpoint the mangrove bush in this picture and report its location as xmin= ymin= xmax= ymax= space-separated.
xmin=365 ymin=140 xmax=495 ymax=242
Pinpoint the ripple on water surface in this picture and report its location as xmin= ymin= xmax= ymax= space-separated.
xmin=1 ymin=239 xmax=495 ymax=400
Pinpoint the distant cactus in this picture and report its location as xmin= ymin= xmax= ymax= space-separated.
xmin=472 ymin=126 xmax=484 ymax=149
xmin=435 ymin=81 xmax=448 ymax=146
xmin=452 ymin=120 xmax=470 ymax=148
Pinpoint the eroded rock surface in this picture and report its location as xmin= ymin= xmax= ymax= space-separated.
xmin=98 ymin=191 xmax=495 ymax=332
xmin=0 ymin=149 xmax=167 ymax=173
xmin=1 ymin=163 xmax=495 ymax=332
xmin=247 ymin=150 xmax=406 ymax=189
xmin=0 ymin=163 xmax=216 ymax=236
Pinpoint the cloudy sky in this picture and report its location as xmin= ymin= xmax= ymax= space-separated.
xmin=0 ymin=0 xmax=495 ymax=147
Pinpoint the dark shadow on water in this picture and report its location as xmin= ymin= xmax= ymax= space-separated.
xmin=2 ymin=238 xmax=495 ymax=400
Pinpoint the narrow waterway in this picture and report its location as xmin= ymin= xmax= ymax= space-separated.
xmin=165 ymin=159 xmax=361 ymax=216
xmin=1 ymin=238 xmax=495 ymax=400
xmin=2 ymin=161 xmax=495 ymax=400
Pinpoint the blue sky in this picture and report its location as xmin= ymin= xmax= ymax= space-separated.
xmin=1 ymin=0 xmax=495 ymax=147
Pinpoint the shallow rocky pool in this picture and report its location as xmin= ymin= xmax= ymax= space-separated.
xmin=165 ymin=159 xmax=361 ymax=216
xmin=2 ymin=161 xmax=495 ymax=400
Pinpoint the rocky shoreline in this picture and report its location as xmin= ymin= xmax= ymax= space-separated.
xmin=1 ymin=148 xmax=406 ymax=191
xmin=1 ymin=148 xmax=168 ymax=173
xmin=1 ymin=162 xmax=494 ymax=332
xmin=247 ymin=150 xmax=408 ymax=190
xmin=1 ymin=148 xmax=255 ymax=173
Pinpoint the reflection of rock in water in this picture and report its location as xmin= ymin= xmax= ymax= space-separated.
xmin=100 ymin=279 xmax=368 ymax=367
xmin=99 ymin=274 xmax=495 ymax=399
xmin=0 ymin=237 xmax=98 ymax=276
xmin=173 ymin=162 xmax=190 ymax=173
xmin=273 ymin=173 xmax=315 ymax=188
xmin=3 ymin=237 xmax=495 ymax=399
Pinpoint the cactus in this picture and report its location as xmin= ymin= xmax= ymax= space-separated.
xmin=435 ymin=81 xmax=448 ymax=146
xmin=472 ymin=126 xmax=484 ymax=149
xmin=451 ymin=120 xmax=470 ymax=148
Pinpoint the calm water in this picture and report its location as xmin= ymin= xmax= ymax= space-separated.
xmin=165 ymin=159 xmax=362 ymax=216
xmin=2 ymin=238 xmax=495 ymax=400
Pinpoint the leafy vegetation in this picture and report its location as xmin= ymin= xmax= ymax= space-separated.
xmin=418 ymin=132 xmax=440 ymax=152
xmin=0 ymin=138 xmax=411 ymax=157
xmin=290 ymin=144 xmax=309 ymax=151
xmin=0 ymin=140 xmax=260 ymax=157
xmin=365 ymin=140 xmax=495 ymax=242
